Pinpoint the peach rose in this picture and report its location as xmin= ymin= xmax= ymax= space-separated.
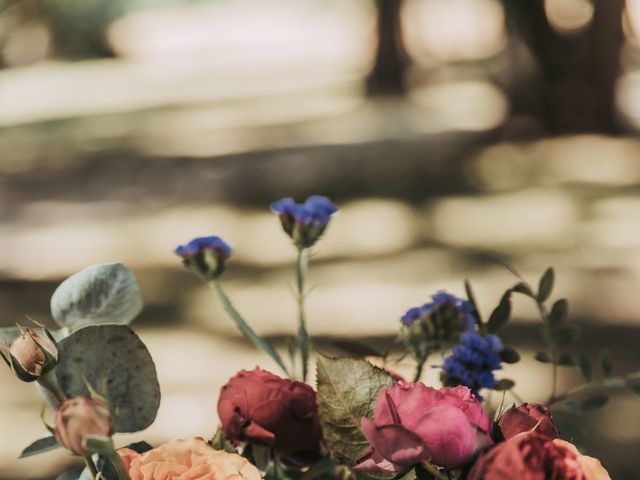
xmin=127 ymin=437 xmax=261 ymax=480
xmin=553 ymin=439 xmax=611 ymax=480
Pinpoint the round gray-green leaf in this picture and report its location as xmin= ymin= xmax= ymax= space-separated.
xmin=55 ymin=325 xmax=160 ymax=433
xmin=51 ymin=263 xmax=143 ymax=331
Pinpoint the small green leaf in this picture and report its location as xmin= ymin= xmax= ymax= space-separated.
xmin=487 ymin=292 xmax=511 ymax=332
xmin=552 ymin=324 xmax=581 ymax=346
xmin=20 ymin=435 xmax=60 ymax=458
xmin=580 ymin=395 xmax=608 ymax=411
xmin=83 ymin=435 xmax=115 ymax=456
xmin=210 ymin=427 xmax=237 ymax=453
xmin=512 ymin=282 xmax=534 ymax=297
xmin=535 ymin=351 xmax=552 ymax=363
xmin=464 ymin=279 xmax=482 ymax=325
xmin=549 ymin=299 xmax=569 ymax=325
xmin=316 ymin=355 xmax=393 ymax=468
xmin=500 ymin=346 xmax=520 ymax=364
xmin=414 ymin=465 xmax=435 ymax=480
xmin=579 ymin=353 xmax=592 ymax=383
xmin=556 ymin=352 xmax=577 ymax=367
xmin=50 ymin=263 xmax=143 ymax=332
xmin=493 ymin=378 xmax=516 ymax=391
xmin=538 ymin=267 xmax=554 ymax=302
xmin=598 ymin=349 xmax=613 ymax=377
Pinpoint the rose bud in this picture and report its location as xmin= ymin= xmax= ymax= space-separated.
xmin=468 ymin=431 xmax=609 ymax=480
xmin=354 ymin=382 xmax=493 ymax=473
xmin=55 ymin=395 xmax=113 ymax=455
xmin=175 ymin=235 xmax=232 ymax=280
xmin=2 ymin=328 xmax=58 ymax=382
xmin=498 ymin=403 xmax=559 ymax=440
xmin=217 ymin=368 xmax=322 ymax=458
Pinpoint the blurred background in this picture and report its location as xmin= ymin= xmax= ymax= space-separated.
xmin=1 ymin=0 xmax=640 ymax=478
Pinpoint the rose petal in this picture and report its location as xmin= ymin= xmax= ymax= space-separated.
xmin=368 ymin=424 xmax=428 ymax=466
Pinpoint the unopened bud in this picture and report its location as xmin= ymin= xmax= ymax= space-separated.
xmin=3 ymin=328 xmax=58 ymax=382
xmin=55 ymin=395 xmax=113 ymax=455
xmin=175 ymin=235 xmax=232 ymax=280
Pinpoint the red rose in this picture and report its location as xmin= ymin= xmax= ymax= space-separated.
xmin=498 ymin=403 xmax=559 ymax=440
xmin=217 ymin=368 xmax=321 ymax=457
xmin=468 ymin=432 xmax=586 ymax=480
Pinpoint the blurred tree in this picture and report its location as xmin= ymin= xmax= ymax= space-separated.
xmin=366 ymin=0 xmax=409 ymax=95
xmin=502 ymin=0 xmax=625 ymax=134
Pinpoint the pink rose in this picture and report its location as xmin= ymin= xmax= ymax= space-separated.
xmin=468 ymin=432 xmax=588 ymax=480
xmin=354 ymin=382 xmax=492 ymax=473
xmin=54 ymin=396 xmax=113 ymax=455
xmin=553 ymin=440 xmax=611 ymax=480
xmin=498 ymin=403 xmax=559 ymax=440
xmin=217 ymin=368 xmax=322 ymax=457
xmin=127 ymin=438 xmax=261 ymax=480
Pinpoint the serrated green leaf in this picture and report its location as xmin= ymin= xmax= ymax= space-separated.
xmin=414 ymin=465 xmax=434 ymax=480
xmin=512 ymin=282 xmax=534 ymax=297
xmin=538 ymin=268 xmax=554 ymax=302
xmin=487 ymin=292 xmax=511 ymax=333
xmin=535 ymin=351 xmax=552 ymax=363
xmin=55 ymin=325 xmax=160 ymax=433
xmin=316 ymin=355 xmax=393 ymax=468
xmin=580 ymin=395 xmax=608 ymax=411
xmin=551 ymin=324 xmax=581 ymax=346
xmin=579 ymin=353 xmax=592 ymax=383
xmin=549 ymin=299 xmax=569 ymax=325
xmin=557 ymin=352 xmax=577 ymax=367
xmin=20 ymin=435 xmax=60 ymax=458
xmin=500 ymin=346 xmax=520 ymax=364
xmin=598 ymin=349 xmax=613 ymax=377
xmin=493 ymin=378 xmax=515 ymax=391
xmin=50 ymin=263 xmax=143 ymax=331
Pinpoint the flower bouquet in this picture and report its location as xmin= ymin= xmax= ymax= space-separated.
xmin=2 ymin=195 xmax=638 ymax=479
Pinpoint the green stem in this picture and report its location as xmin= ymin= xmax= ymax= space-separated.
xmin=296 ymin=248 xmax=310 ymax=382
xmin=109 ymin=450 xmax=131 ymax=480
xmin=413 ymin=357 xmax=425 ymax=382
xmin=84 ymin=456 xmax=99 ymax=479
xmin=38 ymin=370 xmax=65 ymax=403
xmin=550 ymin=377 xmax=627 ymax=406
xmin=210 ymin=281 xmax=289 ymax=376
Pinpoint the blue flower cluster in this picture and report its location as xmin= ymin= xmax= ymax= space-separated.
xmin=271 ymin=195 xmax=338 ymax=248
xmin=442 ymin=330 xmax=503 ymax=400
xmin=175 ymin=235 xmax=232 ymax=279
xmin=401 ymin=291 xmax=476 ymax=330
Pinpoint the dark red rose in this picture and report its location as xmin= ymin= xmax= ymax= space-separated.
xmin=217 ymin=367 xmax=322 ymax=457
xmin=498 ymin=403 xmax=559 ymax=440
xmin=468 ymin=432 xmax=586 ymax=480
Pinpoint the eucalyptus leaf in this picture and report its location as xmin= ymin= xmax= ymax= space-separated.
xmin=549 ymin=299 xmax=569 ymax=325
xmin=538 ymin=268 xmax=554 ymax=302
xmin=551 ymin=324 xmax=581 ymax=346
xmin=464 ymin=279 xmax=482 ymax=325
xmin=580 ymin=395 xmax=608 ymax=411
xmin=19 ymin=435 xmax=60 ymax=458
xmin=579 ymin=353 xmax=592 ymax=383
xmin=50 ymin=263 xmax=143 ymax=331
xmin=512 ymin=282 xmax=534 ymax=297
xmin=598 ymin=349 xmax=613 ymax=377
xmin=316 ymin=355 xmax=393 ymax=468
xmin=55 ymin=325 xmax=160 ymax=432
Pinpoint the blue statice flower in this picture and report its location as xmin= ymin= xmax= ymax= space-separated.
xmin=271 ymin=195 xmax=338 ymax=248
xmin=442 ymin=330 xmax=504 ymax=400
xmin=175 ymin=235 xmax=232 ymax=280
xmin=401 ymin=291 xmax=476 ymax=330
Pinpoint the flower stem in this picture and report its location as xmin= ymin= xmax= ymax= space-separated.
xmin=413 ymin=357 xmax=425 ymax=382
xmin=84 ymin=456 xmax=99 ymax=479
xmin=38 ymin=370 xmax=65 ymax=403
xmin=296 ymin=248 xmax=310 ymax=382
xmin=210 ymin=281 xmax=289 ymax=376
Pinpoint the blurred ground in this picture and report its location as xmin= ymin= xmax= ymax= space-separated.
xmin=2 ymin=0 xmax=640 ymax=479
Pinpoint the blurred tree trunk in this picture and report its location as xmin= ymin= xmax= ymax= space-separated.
xmin=503 ymin=0 xmax=625 ymax=134
xmin=366 ymin=0 xmax=408 ymax=95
